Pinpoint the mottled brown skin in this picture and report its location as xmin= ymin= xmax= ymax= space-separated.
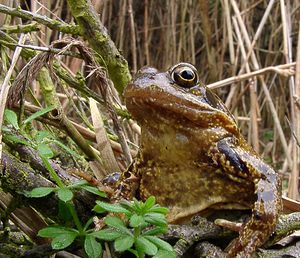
xmin=117 ymin=63 xmax=282 ymax=257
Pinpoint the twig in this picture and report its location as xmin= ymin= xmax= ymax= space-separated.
xmin=0 ymin=34 xmax=26 ymax=160
xmin=1 ymin=22 xmax=41 ymax=33
xmin=238 ymin=0 xmax=276 ymax=73
xmin=223 ymin=0 xmax=235 ymax=64
xmin=128 ymin=0 xmax=137 ymax=73
xmin=89 ymin=98 xmax=120 ymax=174
xmin=0 ymin=4 xmax=81 ymax=35
xmin=2 ymin=42 xmax=82 ymax=58
xmin=288 ymin=24 xmax=300 ymax=199
xmin=208 ymin=62 xmax=296 ymax=89
xmin=66 ymin=0 xmax=131 ymax=92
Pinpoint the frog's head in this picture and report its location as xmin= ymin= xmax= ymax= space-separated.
xmin=124 ymin=63 xmax=238 ymax=134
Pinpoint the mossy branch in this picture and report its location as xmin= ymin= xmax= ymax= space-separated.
xmin=1 ymin=150 xmax=95 ymax=223
xmin=0 ymin=4 xmax=81 ymax=36
xmin=1 ymin=22 xmax=41 ymax=34
xmin=67 ymin=0 xmax=131 ymax=92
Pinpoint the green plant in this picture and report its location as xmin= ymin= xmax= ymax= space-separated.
xmin=26 ymin=176 xmax=106 ymax=258
xmin=4 ymin=109 xmax=106 ymax=257
xmin=23 ymin=129 xmax=106 ymax=257
xmin=4 ymin=108 xmax=175 ymax=257
xmin=4 ymin=108 xmax=85 ymax=162
xmin=92 ymin=196 xmax=176 ymax=258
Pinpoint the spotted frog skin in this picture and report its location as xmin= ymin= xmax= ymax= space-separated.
xmin=117 ymin=63 xmax=282 ymax=257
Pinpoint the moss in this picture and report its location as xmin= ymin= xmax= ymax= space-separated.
xmin=67 ymin=0 xmax=131 ymax=93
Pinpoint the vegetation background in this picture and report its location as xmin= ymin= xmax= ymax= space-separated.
xmin=0 ymin=0 xmax=300 ymax=257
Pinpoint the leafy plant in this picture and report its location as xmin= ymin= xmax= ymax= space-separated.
xmin=26 ymin=177 xmax=106 ymax=258
xmin=4 ymin=108 xmax=105 ymax=257
xmin=3 ymin=109 xmax=85 ymax=162
xmin=25 ymin=142 xmax=106 ymax=257
xmin=4 ymin=109 xmax=175 ymax=257
xmin=93 ymin=196 xmax=176 ymax=258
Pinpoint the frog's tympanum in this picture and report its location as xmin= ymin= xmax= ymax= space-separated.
xmin=117 ymin=63 xmax=282 ymax=257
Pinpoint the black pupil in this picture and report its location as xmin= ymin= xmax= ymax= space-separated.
xmin=180 ymin=70 xmax=194 ymax=80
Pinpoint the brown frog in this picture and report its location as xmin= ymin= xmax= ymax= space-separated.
xmin=116 ymin=63 xmax=282 ymax=257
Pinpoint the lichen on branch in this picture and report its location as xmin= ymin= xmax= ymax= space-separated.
xmin=67 ymin=0 xmax=131 ymax=92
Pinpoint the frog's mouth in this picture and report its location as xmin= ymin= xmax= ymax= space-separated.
xmin=125 ymin=79 xmax=238 ymax=135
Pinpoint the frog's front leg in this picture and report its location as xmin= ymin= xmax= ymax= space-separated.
xmin=209 ymin=137 xmax=282 ymax=258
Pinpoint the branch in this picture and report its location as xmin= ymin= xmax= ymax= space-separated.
xmin=1 ymin=22 xmax=41 ymax=34
xmin=1 ymin=151 xmax=95 ymax=223
xmin=0 ymin=4 xmax=81 ymax=36
xmin=67 ymin=0 xmax=131 ymax=92
xmin=207 ymin=62 xmax=296 ymax=89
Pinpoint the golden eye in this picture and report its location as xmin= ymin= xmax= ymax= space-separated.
xmin=170 ymin=63 xmax=199 ymax=88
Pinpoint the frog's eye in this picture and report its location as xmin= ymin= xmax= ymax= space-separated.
xmin=170 ymin=63 xmax=199 ymax=88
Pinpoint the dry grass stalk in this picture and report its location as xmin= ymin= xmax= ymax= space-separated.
xmin=289 ymin=26 xmax=300 ymax=199
xmin=0 ymin=34 xmax=26 ymax=159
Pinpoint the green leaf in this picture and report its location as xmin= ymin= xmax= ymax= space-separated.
xmin=114 ymin=235 xmax=134 ymax=252
xmin=95 ymin=201 xmax=131 ymax=215
xmin=37 ymin=143 xmax=54 ymax=159
xmin=51 ymin=232 xmax=77 ymax=249
xmin=143 ymin=196 xmax=156 ymax=211
xmin=133 ymin=198 xmax=143 ymax=212
xmin=80 ymin=185 xmax=106 ymax=197
xmin=38 ymin=226 xmax=78 ymax=238
xmin=143 ymin=227 xmax=168 ymax=236
xmin=104 ymin=216 xmax=133 ymax=236
xmin=144 ymin=213 xmax=167 ymax=227
xmin=120 ymin=200 xmax=135 ymax=212
xmin=136 ymin=236 xmax=158 ymax=256
xmin=148 ymin=205 xmax=169 ymax=214
xmin=263 ymin=130 xmax=274 ymax=141
xmin=4 ymin=109 xmax=19 ymax=129
xmin=90 ymin=228 xmax=125 ymax=241
xmin=92 ymin=204 xmax=106 ymax=214
xmin=83 ymin=217 xmax=95 ymax=231
xmin=57 ymin=188 xmax=74 ymax=202
xmin=129 ymin=214 xmax=146 ymax=228
xmin=143 ymin=236 xmax=173 ymax=252
xmin=35 ymin=130 xmax=52 ymax=143
xmin=153 ymin=250 xmax=176 ymax=258
xmin=104 ymin=216 xmax=124 ymax=227
xmin=25 ymin=187 xmax=55 ymax=198
xmin=68 ymin=180 xmax=88 ymax=188
xmin=22 ymin=105 xmax=56 ymax=125
xmin=84 ymin=235 xmax=102 ymax=258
